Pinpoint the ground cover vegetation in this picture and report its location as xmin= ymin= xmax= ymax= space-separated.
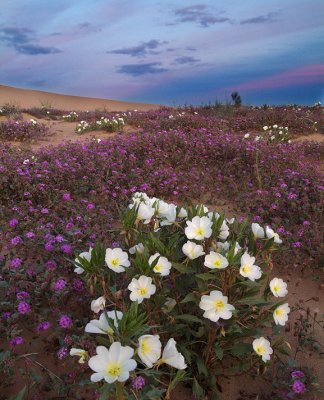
xmin=0 ymin=103 xmax=323 ymax=399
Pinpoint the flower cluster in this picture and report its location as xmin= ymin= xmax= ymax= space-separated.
xmin=63 ymin=111 xmax=79 ymax=121
xmin=95 ymin=116 xmax=125 ymax=132
xmin=75 ymin=120 xmax=90 ymax=134
xmin=0 ymin=120 xmax=49 ymax=141
xmin=70 ymin=194 xmax=290 ymax=398
xmin=257 ymin=124 xmax=291 ymax=143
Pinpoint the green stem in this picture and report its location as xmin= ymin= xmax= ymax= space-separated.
xmin=116 ymin=382 xmax=125 ymax=400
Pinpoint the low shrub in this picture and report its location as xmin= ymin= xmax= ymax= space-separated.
xmin=71 ymin=193 xmax=290 ymax=398
xmin=0 ymin=119 xmax=49 ymax=141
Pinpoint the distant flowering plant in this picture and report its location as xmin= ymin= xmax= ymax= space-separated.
xmin=259 ymin=124 xmax=291 ymax=144
xmin=71 ymin=193 xmax=291 ymax=399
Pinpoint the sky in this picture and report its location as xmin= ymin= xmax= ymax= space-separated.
xmin=0 ymin=0 xmax=323 ymax=105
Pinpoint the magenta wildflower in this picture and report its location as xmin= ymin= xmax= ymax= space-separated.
xmin=62 ymin=193 xmax=71 ymax=201
xmin=11 ymin=236 xmax=22 ymax=246
xmin=72 ymin=278 xmax=84 ymax=292
xmin=59 ymin=315 xmax=73 ymax=329
xmin=10 ymin=257 xmax=22 ymax=269
xmin=45 ymin=242 xmax=54 ymax=252
xmin=9 ymin=219 xmax=19 ymax=227
xmin=57 ymin=347 xmax=68 ymax=359
xmin=17 ymin=291 xmax=29 ymax=300
xmin=54 ymin=278 xmax=67 ymax=291
xmin=18 ymin=301 xmax=31 ymax=314
xmin=131 ymin=376 xmax=145 ymax=390
xmin=9 ymin=336 xmax=24 ymax=347
xmin=61 ymin=244 xmax=72 ymax=254
xmin=26 ymin=231 xmax=35 ymax=239
xmin=292 ymin=380 xmax=306 ymax=394
xmin=291 ymin=370 xmax=305 ymax=379
xmin=45 ymin=260 xmax=57 ymax=270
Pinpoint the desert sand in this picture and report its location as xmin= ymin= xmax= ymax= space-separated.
xmin=0 ymin=85 xmax=159 ymax=111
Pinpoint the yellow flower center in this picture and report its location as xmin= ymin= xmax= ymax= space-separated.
xmin=275 ymin=308 xmax=283 ymax=316
xmin=111 ymin=258 xmax=120 ymax=267
xmin=256 ymin=346 xmax=265 ymax=355
xmin=242 ymin=264 xmax=251 ymax=273
xmin=273 ymin=285 xmax=279 ymax=293
xmin=141 ymin=339 xmax=150 ymax=355
xmin=138 ymin=287 xmax=148 ymax=296
xmin=154 ymin=264 xmax=161 ymax=272
xmin=195 ymin=227 xmax=204 ymax=236
xmin=214 ymin=300 xmax=225 ymax=310
xmin=213 ymin=259 xmax=222 ymax=268
xmin=106 ymin=362 xmax=121 ymax=378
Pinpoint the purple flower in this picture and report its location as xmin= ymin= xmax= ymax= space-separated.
xmin=62 ymin=193 xmax=71 ymax=201
xmin=9 ymin=219 xmax=19 ymax=227
xmin=87 ymin=203 xmax=95 ymax=210
xmin=292 ymin=380 xmax=306 ymax=394
xmin=2 ymin=311 xmax=12 ymax=320
xmin=57 ymin=347 xmax=68 ymax=360
xmin=41 ymin=208 xmax=49 ymax=214
xmin=59 ymin=315 xmax=73 ymax=329
xmin=61 ymin=244 xmax=72 ymax=254
xmin=303 ymin=220 xmax=310 ymax=226
xmin=11 ymin=236 xmax=22 ymax=246
xmin=291 ymin=370 xmax=305 ymax=379
xmin=54 ymin=278 xmax=67 ymax=291
xmin=45 ymin=242 xmax=54 ymax=252
xmin=9 ymin=336 xmax=24 ymax=347
xmin=292 ymin=241 xmax=302 ymax=248
xmin=65 ymin=222 xmax=74 ymax=231
xmin=37 ymin=321 xmax=51 ymax=333
xmin=10 ymin=257 xmax=22 ymax=269
xmin=17 ymin=291 xmax=29 ymax=300
xmin=131 ymin=376 xmax=145 ymax=390
xmin=45 ymin=260 xmax=57 ymax=270
xmin=72 ymin=278 xmax=84 ymax=292
xmin=26 ymin=231 xmax=35 ymax=239
xmin=55 ymin=235 xmax=65 ymax=243
xmin=18 ymin=301 xmax=31 ymax=314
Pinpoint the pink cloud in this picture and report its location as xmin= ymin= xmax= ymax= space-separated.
xmin=226 ymin=64 xmax=324 ymax=92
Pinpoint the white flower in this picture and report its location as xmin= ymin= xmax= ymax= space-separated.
xmin=161 ymin=338 xmax=187 ymax=369
xmin=128 ymin=275 xmax=156 ymax=304
xmin=85 ymin=311 xmax=123 ymax=335
xmin=105 ymin=248 xmax=130 ymax=273
xmin=199 ymin=290 xmax=235 ymax=322
xmin=253 ymin=337 xmax=273 ymax=362
xmin=89 ymin=343 xmax=137 ymax=383
xmin=269 ymin=278 xmax=288 ymax=297
xmin=178 ymin=207 xmax=188 ymax=218
xmin=138 ymin=335 xmax=162 ymax=368
xmin=273 ymin=124 xmax=278 ymax=129
xmin=265 ymin=227 xmax=282 ymax=244
xmin=70 ymin=348 xmax=88 ymax=364
xmin=23 ymin=159 xmax=30 ymax=165
xmin=204 ymin=251 xmax=228 ymax=270
xmin=244 ymin=133 xmax=250 ymax=138
xmin=74 ymin=247 xmax=93 ymax=274
xmin=136 ymin=202 xmax=155 ymax=224
xmin=91 ymin=296 xmax=106 ymax=313
xmin=185 ymin=216 xmax=212 ymax=240
xmin=219 ymin=221 xmax=230 ymax=240
xmin=149 ymin=253 xmax=172 ymax=276
xmin=240 ymin=252 xmax=262 ymax=281
xmin=270 ymin=135 xmax=275 ymax=141
xmin=255 ymin=135 xmax=261 ymax=142
xmin=251 ymin=223 xmax=265 ymax=239
xmin=129 ymin=243 xmax=145 ymax=255
xmin=273 ymin=303 xmax=290 ymax=326
xmin=182 ymin=241 xmax=205 ymax=260
xmin=263 ymin=126 xmax=268 ymax=131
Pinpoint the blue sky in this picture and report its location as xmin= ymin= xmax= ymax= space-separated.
xmin=0 ymin=0 xmax=323 ymax=105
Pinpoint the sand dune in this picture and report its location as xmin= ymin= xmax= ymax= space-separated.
xmin=0 ymin=85 xmax=160 ymax=111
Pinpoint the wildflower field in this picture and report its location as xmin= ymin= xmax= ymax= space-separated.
xmin=0 ymin=103 xmax=323 ymax=400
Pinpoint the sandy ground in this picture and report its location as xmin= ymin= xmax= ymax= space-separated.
xmin=0 ymin=85 xmax=160 ymax=111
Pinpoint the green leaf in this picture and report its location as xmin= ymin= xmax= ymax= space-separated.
xmin=10 ymin=387 xmax=26 ymax=400
xmin=214 ymin=345 xmax=224 ymax=360
xmin=180 ymin=293 xmax=197 ymax=304
xmin=175 ymin=314 xmax=203 ymax=324
xmin=196 ymin=356 xmax=208 ymax=377
xmin=230 ymin=342 xmax=252 ymax=357
xmin=192 ymin=378 xmax=205 ymax=398
xmin=236 ymin=297 xmax=272 ymax=306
